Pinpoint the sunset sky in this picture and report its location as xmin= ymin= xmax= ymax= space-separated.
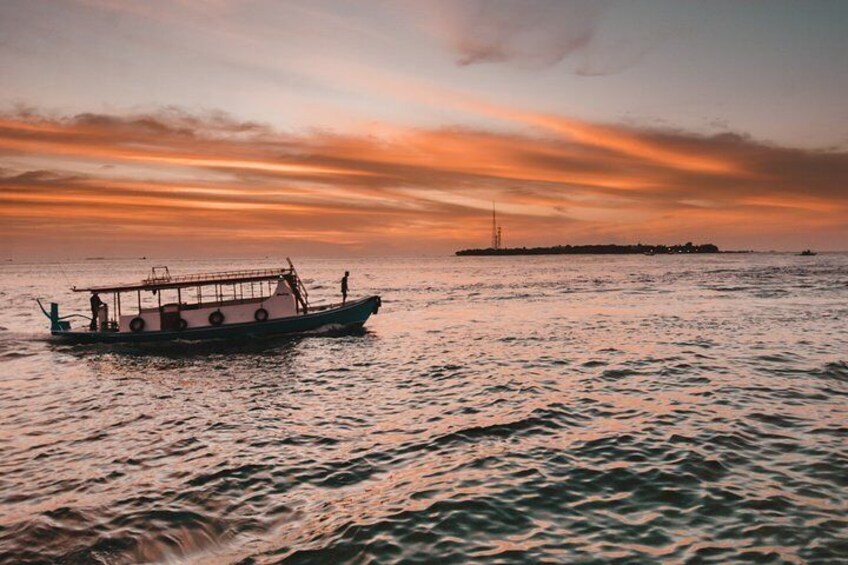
xmin=1 ymin=0 xmax=847 ymax=258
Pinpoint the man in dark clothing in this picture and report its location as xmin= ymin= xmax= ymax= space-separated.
xmin=89 ymin=292 xmax=103 ymax=331
xmin=341 ymin=271 xmax=349 ymax=304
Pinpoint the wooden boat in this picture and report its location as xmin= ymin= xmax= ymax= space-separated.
xmin=798 ymin=250 xmax=817 ymax=256
xmin=38 ymin=259 xmax=381 ymax=344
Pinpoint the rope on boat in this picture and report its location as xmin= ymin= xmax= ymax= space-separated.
xmin=35 ymin=298 xmax=91 ymax=321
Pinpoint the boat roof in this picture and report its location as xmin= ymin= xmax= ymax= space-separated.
xmin=73 ymin=266 xmax=294 ymax=293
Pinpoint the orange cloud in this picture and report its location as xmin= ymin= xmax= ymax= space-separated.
xmin=1 ymin=107 xmax=846 ymax=258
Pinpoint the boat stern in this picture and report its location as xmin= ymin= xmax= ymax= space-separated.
xmin=37 ymin=300 xmax=72 ymax=333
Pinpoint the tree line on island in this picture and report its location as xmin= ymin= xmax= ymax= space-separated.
xmin=455 ymin=242 xmax=720 ymax=256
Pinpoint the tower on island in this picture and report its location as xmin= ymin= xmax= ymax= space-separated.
xmin=491 ymin=202 xmax=503 ymax=250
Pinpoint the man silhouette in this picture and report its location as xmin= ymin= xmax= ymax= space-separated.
xmin=341 ymin=271 xmax=349 ymax=304
xmin=89 ymin=292 xmax=103 ymax=331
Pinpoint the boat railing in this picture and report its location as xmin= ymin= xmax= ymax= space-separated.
xmin=142 ymin=267 xmax=293 ymax=286
xmin=146 ymin=265 xmax=172 ymax=283
xmin=287 ymin=258 xmax=309 ymax=309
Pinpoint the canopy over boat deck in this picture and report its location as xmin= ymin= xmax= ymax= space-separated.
xmin=72 ymin=266 xmax=296 ymax=294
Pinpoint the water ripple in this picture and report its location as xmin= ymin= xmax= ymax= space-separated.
xmin=0 ymin=255 xmax=846 ymax=563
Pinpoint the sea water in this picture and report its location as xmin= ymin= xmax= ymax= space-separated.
xmin=0 ymin=254 xmax=846 ymax=563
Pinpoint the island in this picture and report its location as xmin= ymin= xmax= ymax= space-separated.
xmin=455 ymin=242 xmax=720 ymax=256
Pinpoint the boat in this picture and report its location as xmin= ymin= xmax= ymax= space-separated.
xmin=37 ymin=259 xmax=381 ymax=344
xmin=798 ymin=250 xmax=817 ymax=256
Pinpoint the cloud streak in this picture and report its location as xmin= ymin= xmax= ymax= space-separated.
xmin=1 ymin=106 xmax=846 ymax=257
xmin=420 ymin=0 xmax=676 ymax=75
xmin=424 ymin=0 xmax=605 ymax=68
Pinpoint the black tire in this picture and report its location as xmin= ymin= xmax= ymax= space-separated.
xmin=254 ymin=308 xmax=269 ymax=322
xmin=129 ymin=317 xmax=145 ymax=332
xmin=178 ymin=318 xmax=188 ymax=331
xmin=209 ymin=311 xmax=225 ymax=326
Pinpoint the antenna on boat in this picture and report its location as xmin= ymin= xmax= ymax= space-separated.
xmin=58 ymin=263 xmax=74 ymax=289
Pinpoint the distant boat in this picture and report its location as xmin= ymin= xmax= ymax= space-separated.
xmin=37 ymin=259 xmax=381 ymax=344
xmin=798 ymin=250 xmax=817 ymax=256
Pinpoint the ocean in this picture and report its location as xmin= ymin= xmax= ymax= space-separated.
xmin=0 ymin=254 xmax=846 ymax=564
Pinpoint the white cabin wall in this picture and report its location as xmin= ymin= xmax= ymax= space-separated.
xmin=118 ymin=279 xmax=298 ymax=332
xmin=179 ymin=294 xmax=296 ymax=328
xmin=119 ymin=311 xmax=161 ymax=332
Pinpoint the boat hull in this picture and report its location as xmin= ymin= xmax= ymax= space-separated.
xmin=51 ymin=296 xmax=381 ymax=344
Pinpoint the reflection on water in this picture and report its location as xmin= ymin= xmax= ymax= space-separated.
xmin=0 ymin=254 xmax=846 ymax=563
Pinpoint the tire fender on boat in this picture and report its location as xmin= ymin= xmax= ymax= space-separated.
xmin=254 ymin=308 xmax=269 ymax=322
xmin=129 ymin=317 xmax=145 ymax=332
xmin=178 ymin=318 xmax=188 ymax=331
xmin=209 ymin=310 xmax=225 ymax=326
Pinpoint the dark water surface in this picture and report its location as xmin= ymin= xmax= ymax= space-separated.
xmin=1 ymin=254 xmax=846 ymax=564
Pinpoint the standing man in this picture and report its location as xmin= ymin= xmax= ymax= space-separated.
xmin=341 ymin=271 xmax=349 ymax=305
xmin=89 ymin=292 xmax=103 ymax=331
